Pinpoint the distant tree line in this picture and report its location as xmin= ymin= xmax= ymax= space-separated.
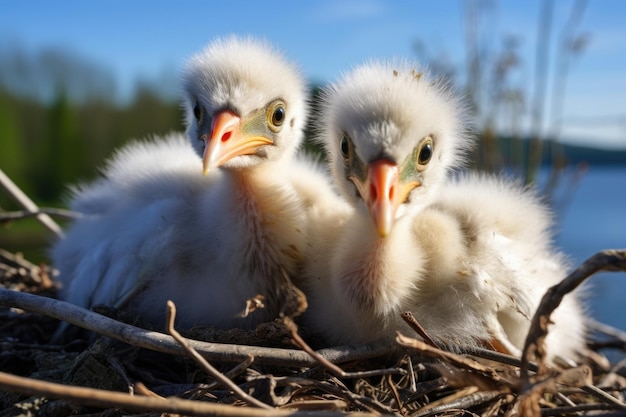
xmin=0 ymin=45 xmax=185 ymax=206
xmin=0 ymin=84 xmax=183 ymax=204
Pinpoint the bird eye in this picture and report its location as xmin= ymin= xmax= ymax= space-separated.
xmin=193 ymin=100 xmax=203 ymax=123
xmin=272 ymin=107 xmax=285 ymax=125
xmin=267 ymin=100 xmax=286 ymax=132
xmin=416 ymin=136 xmax=433 ymax=169
xmin=340 ymin=135 xmax=350 ymax=159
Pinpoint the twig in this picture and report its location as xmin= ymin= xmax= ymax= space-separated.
xmin=0 ymin=370 xmax=368 ymax=416
xmin=278 ymin=399 xmax=349 ymax=411
xmin=0 ymin=169 xmax=64 ymax=238
xmin=201 ymin=355 xmax=256 ymax=391
xmin=412 ymin=388 xmax=502 ymax=417
xmin=0 ymin=208 xmax=82 ymax=222
xmin=518 ymin=366 xmax=602 ymax=417
xmin=463 ymin=346 xmax=539 ymax=372
xmin=553 ymin=391 xmax=577 ymax=408
xmin=520 ymin=249 xmax=626 ymax=383
xmin=165 ymin=300 xmax=272 ymax=409
xmin=395 ymin=333 xmax=511 ymax=384
xmin=403 ymin=311 xmax=539 ymax=372
xmin=407 ymin=355 xmax=417 ymax=393
xmin=268 ymin=375 xmax=397 ymax=414
xmin=580 ymin=384 xmax=626 ymax=408
xmin=408 ymin=377 xmax=450 ymax=400
xmin=401 ymin=312 xmax=438 ymax=348
xmin=0 ymin=289 xmax=394 ymax=367
xmin=539 ymin=403 xmax=624 ymax=416
xmin=0 ymin=248 xmax=40 ymax=271
xmin=516 ymin=249 xmax=626 ymax=417
xmin=385 ymin=373 xmax=405 ymax=414
xmin=588 ymin=318 xmax=626 ymax=344
xmin=586 ymin=319 xmax=626 ymax=351
xmin=284 ymin=316 xmax=404 ymax=379
xmin=134 ymin=382 xmax=165 ymax=399
xmin=588 ymin=339 xmax=626 ymax=351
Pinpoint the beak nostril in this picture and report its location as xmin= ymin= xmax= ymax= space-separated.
xmin=221 ymin=131 xmax=232 ymax=142
xmin=370 ymin=184 xmax=378 ymax=201
xmin=388 ymin=185 xmax=395 ymax=201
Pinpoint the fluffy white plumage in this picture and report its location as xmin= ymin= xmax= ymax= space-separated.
xmin=303 ymin=61 xmax=586 ymax=360
xmin=183 ymin=37 xmax=305 ymax=171
xmin=53 ymin=37 xmax=335 ymax=330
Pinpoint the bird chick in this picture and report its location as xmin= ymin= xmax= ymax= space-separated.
xmin=53 ymin=37 xmax=332 ymax=330
xmin=304 ymin=61 xmax=586 ymax=361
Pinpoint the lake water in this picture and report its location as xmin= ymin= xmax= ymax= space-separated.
xmin=550 ymin=165 xmax=626 ymax=334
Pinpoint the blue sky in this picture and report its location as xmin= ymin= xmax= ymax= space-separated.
xmin=1 ymin=0 xmax=625 ymax=148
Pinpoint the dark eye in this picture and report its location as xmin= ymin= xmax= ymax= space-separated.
xmin=272 ymin=106 xmax=285 ymax=126
xmin=340 ymin=136 xmax=350 ymax=159
xmin=193 ymin=101 xmax=203 ymax=122
xmin=416 ymin=136 xmax=433 ymax=168
xmin=267 ymin=100 xmax=286 ymax=132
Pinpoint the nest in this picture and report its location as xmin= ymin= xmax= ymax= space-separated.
xmin=1 ymin=246 xmax=626 ymax=417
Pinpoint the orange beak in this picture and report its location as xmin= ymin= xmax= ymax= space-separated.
xmin=201 ymin=110 xmax=273 ymax=175
xmin=366 ymin=159 xmax=420 ymax=237
xmin=367 ymin=160 xmax=400 ymax=237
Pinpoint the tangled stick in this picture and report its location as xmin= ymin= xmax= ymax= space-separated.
xmin=520 ymin=249 xmax=626 ymax=379
xmin=284 ymin=316 xmax=405 ymax=379
xmin=0 ymin=288 xmax=394 ymax=367
xmin=0 ymin=169 xmax=65 ymax=238
xmin=0 ymin=370 xmax=381 ymax=416
xmin=0 ymin=208 xmax=82 ymax=222
xmin=165 ymin=300 xmax=272 ymax=409
xmin=518 ymin=249 xmax=626 ymax=417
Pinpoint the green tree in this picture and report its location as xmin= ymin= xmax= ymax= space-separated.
xmin=0 ymin=91 xmax=24 ymax=187
xmin=33 ymin=90 xmax=82 ymax=201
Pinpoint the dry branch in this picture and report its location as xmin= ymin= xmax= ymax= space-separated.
xmin=0 ymin=288 xmax=395 ymax=367
xmin=517 ymin=249 xmax=626 ymax=417
xmin=412 ymin=388 xmax=502 ymax=417
xmin=0 ymin=370 xmax=381 ymax=416
xmin=589 ymin=318 xmax=626 ymax=342
xmin=0 ymin=169 xmax=64 ymax=238
xmin=395 ymin=333 xmax=513 ymax=385
xmin=0 ymin=248 xmax=42 ymax=272
xmin=521 ymin=249 xmax=626 ymax=380
xmin=0 ymin=207 xmax=82 ymax=222
xmin=165 ymin=300 xmax=273 ymax=409
xmin=400 ymin=311 xmax=438 ymax=348
xmin=284 ymin=316 xmax=405 ymax=379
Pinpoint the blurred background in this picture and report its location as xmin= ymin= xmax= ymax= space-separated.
xmin=1 ymin=1 xmax=625 ymax=334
